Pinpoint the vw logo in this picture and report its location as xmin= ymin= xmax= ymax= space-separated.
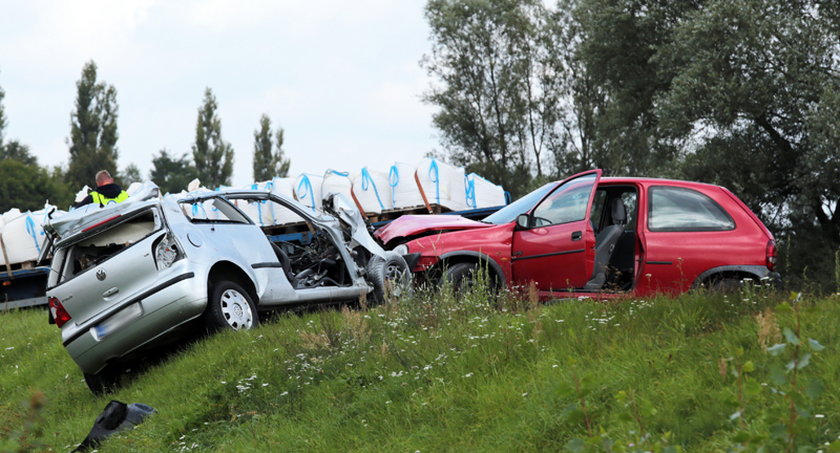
xmin=96 ymin=268 xmax=107 ymax=281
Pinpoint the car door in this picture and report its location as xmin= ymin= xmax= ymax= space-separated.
xmin=512 ymin=170 xmax=601 ymax=291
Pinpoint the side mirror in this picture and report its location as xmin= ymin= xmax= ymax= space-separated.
xmin=516 ymin=213 xmax=531 ymax=229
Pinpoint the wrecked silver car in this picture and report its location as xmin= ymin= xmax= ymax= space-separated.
xmin=44 ymin=186 xmax=409 ymax=394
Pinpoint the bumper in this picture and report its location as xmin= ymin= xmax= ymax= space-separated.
xmin=63 ymin=272 xmax=207 ymax=374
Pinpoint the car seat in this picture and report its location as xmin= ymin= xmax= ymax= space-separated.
xmin=584 ymin=198 xmax=627 ymax=290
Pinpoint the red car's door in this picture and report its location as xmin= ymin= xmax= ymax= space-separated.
xmin=512 ymin=170 xmax=601 ymax=291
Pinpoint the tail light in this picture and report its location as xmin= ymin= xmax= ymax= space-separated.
xmin=765 ymin=240 xmax=777 ymax=271
xmin=49 ymin=296 xmax=71 ymax=328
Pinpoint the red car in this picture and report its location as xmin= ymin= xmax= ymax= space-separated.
xmin=375 ymin=170 xmax=780 ymax=297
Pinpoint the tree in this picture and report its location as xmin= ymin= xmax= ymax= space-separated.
xmin=252 ymin=114 xmax=291 ymax=181
xmin=0 ymin=159 xmax=73 ymax=212
xmin=192 ymin=88 xmax=234 ymax=188
xmin=0 ymin=76 xmax=6 ymax=149
xmin=66 ymin=61 xmax=119 ymax=190
xmin=119 ymin=163 xmax=142 ymax=186
xmin=423 ymin=0 xmax=565 ymax=196
xmin=150 ymin=149 xmax=196 ymax=194
xmin=1 ymin=140 xmax=38 ymax=166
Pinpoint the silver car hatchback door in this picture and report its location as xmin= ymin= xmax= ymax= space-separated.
xmin=54 ymin=213 xmax=164 ymax=325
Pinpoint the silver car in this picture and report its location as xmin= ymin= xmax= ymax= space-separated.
xmin=44 ymin=187 xmax=408 ymax=394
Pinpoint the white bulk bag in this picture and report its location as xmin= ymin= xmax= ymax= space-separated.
xmin=294 ymin=173 xmax=323 ymax=213
xmin=231 ymin=182 xmax=271 ymax=225
xmin=321 ymin=170 xmax=356 ymax=206
xmin=465 ymin=173 xmax=507 ymax=209
xmin=388 ymin=162 xmax=425 ymax=210
xmin=352 ymin=168 xmax=391 ymax=214
xmin=0 ymin=207 xmax=51 ymax=265
xmin=268 ymin=177 xmax=304 ymax=224
xmin=415 ymin=158 xmax=469 ymax=212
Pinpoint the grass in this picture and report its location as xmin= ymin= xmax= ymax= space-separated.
xmin=1 ymin=285 xmax=840 ymax=452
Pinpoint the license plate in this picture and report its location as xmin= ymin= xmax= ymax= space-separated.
xmin=91 ymin=303 xmax=143 ymax=340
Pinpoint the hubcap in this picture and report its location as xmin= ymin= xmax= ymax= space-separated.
xmin=384 ymin=263 xmax=407 ymax=297
xmin=219 ymin=288 xmax=253 ymax=330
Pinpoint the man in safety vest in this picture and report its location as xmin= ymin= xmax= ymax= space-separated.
xmin=74 ymin=170 xmax=129 ymax=207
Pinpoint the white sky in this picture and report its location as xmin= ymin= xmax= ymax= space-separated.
xmin=0 ymin=0 xmax=439 ymax=187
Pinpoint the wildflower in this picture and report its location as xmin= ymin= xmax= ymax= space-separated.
xmin=522 ymin=392 xmax=528 ymax=397
xmin=463 ymin=372 xmax=474 ymax=378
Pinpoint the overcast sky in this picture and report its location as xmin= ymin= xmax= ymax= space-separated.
xmin=0 ymin=0 xmax=438 ymax=187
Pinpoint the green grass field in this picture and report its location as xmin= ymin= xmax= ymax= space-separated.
xmin=2 ymin=286 xmax=839 ymax=452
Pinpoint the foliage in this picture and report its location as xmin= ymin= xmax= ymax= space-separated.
xmin=252 ymin=114 xmax=290 ymax=181
xmin=192 ymin=88 xmax=234 ymax=189
xmin=423 ymin=0 xmax=563 ymax=196
xmin=0 ymin=75 xmax=6 ymax=149
xmin=0 ymin=159 xmax=73 ymax=212
xmin=118 ymin=163 xmax=142 ymax=186
xmin=66 ymin=60 xmax=120 ymax=190
xmin=1 ymin=140 xmax=38 ymax=167
xmin=150 ymin=149 xmax=196 ymax=195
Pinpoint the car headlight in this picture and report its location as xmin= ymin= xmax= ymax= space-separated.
xmin=154 ymin=234 xmax=184 ymax=270
xmin=393 ymin=244 xmax=409 ymax=255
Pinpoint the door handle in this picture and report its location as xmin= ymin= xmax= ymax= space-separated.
xmin=571 ymin=231 xmax=582 ymax=241
xmin=102 ymin=287 xmax=119 ymax=298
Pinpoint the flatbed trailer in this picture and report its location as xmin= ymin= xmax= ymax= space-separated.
xmin=0 ymin=266 xmax=50 ymax=310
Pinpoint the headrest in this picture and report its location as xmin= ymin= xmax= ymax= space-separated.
xmin=611 ymin=198 xmax=627 ymax=225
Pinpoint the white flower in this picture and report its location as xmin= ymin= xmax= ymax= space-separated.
xmin=463 ymin=372 xmax=474 ymax=378
xmin=522 ymin=392 xmax=528 ymax=397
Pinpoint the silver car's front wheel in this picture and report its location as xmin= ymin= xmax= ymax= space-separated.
xmin=204 ymin=281 xmax=259 ymax=332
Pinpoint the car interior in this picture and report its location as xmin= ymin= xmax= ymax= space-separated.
xmin=585 ymin=186 xmax=638 ymax=291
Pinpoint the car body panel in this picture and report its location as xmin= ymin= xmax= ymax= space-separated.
xmin=374 ymin=214 xmax=493 ymax=245
xmin=511 ymin=170 xmax=601 ymax=290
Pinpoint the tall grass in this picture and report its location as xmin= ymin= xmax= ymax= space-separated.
xmin=1 ymin=285 xmax=839 ymax=452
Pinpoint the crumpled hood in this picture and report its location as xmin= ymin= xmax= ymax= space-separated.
xmin=374 ymin=214 xmax=493 ymax=245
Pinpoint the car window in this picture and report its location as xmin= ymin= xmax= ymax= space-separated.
xmin=620 ymin=191 xmax=638 ymax=231
xmin=531 ymin=173 xmax=597 ymax=226
xmin=648 ymin=186 xmax=735 ymax=232
xmin=58 ymin=209 xmax=161 ymax=284
xmin=483 ymin=182 xmax=554 ymax=225
xmin=589 ymin=190 xmax=608 ymax=233
xmin=180 ymin=197 xmax=251 ymax=224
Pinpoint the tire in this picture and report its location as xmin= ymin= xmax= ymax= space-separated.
xmin=204 ymin=281 xmax=259 ymax=332
xmin=84 ymin=366 xmax=120 ymax=396
xmin=708 ymin=277 xmax=752 ymax=294
xmin=366 ymin=251 xmax=411 ymax=304
xmin=442 ymin=262 xmax=479 ymax=293
xmin=441 ymin=262 xmax=498 ymax=293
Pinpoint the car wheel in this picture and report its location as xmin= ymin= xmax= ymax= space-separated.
xmin=709 ymin=277 xmax=748 ymax=293
xmin=442 ymin=262 xmax=498 ymax=293
xmin=204 ymin=281 xmax=259 ymax=332
xmin=84 ymin=366 xmax=120 ymax=396
xmin=366 ymin=252 xmax=411 ymax=304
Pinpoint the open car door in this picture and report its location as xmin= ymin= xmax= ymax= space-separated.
xmin=511 ymin=169 xmax=602 ymax=292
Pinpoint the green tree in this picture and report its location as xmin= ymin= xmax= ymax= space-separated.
xmin=66 ymin=60 xmax=119 ymax=190
xmin=150 ymin=149 xmax=196 ymax=194
xmin=1 ymin=140 xmax=38 ymax=166
xmin=119 ymin=163 xmax=142 ymax=186
xmin=0 ymin=160 xmax=73 ymax=212
xmin=252 ymin=114 xmax=291 ymax=181
xmin=192 ymin=88 xmax=234 ymax=188
xmin=0 ymin=75 xmax=6 ymax=149
xmin=423 ymin=0 xmax=565 ymax=196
